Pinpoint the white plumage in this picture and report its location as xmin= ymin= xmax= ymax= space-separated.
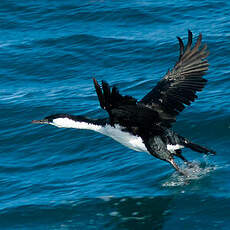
xmin=52 ymin=117 xmax=101 ymax=131
xmin=52 ymin=117 xmax=148 ymax=153
xmin=167 ymin=144 xmax=184 ymax=153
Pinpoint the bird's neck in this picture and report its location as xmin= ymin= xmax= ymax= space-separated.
xmin=51 ymin=115 xmax=108 ymax=132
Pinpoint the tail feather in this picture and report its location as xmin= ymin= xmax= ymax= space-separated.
xmin=183 ymin=140 xmax=216 ymax=155
xmin=164 ymin=130 xmax=216 ymax=155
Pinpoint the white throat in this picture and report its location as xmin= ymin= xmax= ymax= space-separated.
xmin=51 ymin=117 xmax=148 ymax=153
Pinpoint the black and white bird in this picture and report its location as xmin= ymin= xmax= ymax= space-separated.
xmin=32 ymin=31 xmax=216 ymax=174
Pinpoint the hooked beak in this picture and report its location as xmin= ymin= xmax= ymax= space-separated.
xmin=31 ymin=119 xmax=49 ymax=124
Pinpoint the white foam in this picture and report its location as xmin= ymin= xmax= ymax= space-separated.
xmin=98 ymin=196 xmax=113 ymax=202
xmin=109 ymin=211 xmax=119 ymax=217
xmin=162 ymin=160 xmax=218 ymax=187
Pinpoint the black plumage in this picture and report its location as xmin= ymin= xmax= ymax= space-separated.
xmin=32 ymin=30 xmax=216 ymax=175
xmin=93 ymin=30 xmax=215 ymax=174
xmin=140 ymin=31 xmax=209 ymax=124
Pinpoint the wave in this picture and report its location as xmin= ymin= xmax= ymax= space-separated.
xmin=1 ymin=194 xmax=229 ymax=229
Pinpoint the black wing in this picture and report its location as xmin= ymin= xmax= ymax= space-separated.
xmin=139 ymin=30 xmax=209 ymax=126
xmin=93 ymin=78 xmax=137 ymax=111
xmin=93 ymin=78 xmax=161 ymax=135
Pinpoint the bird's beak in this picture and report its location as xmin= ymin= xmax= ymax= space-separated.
xmin=31 ymin=119 xmax=49 ymax=124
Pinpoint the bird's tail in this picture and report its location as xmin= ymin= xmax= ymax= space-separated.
xmin=182 ymin=139 xmax=216 ymax=155
xmin=164 ymin=129 xmax=216 ymax=155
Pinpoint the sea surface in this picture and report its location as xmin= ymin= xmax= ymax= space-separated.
xmin=0 ymin=0 xmax=230 ymax=229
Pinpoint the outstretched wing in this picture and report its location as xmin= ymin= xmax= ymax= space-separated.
xmin=139 ymin=30 xmax=209 ymax=126
xmin=93 ymin=78 xmax=160 ymax=134
xmin=93 ymin=78 xmax=137 ymax=112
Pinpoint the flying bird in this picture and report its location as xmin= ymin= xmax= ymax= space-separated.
xmin=32 ymin=30 xmax=215 ymax=175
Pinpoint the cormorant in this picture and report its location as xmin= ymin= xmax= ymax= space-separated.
xmin=32 ymin=30 xmax=216 ymax=174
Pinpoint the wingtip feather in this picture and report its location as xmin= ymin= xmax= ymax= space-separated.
xmin=177 ymin=36 xmax=184 ymax=59
xmin=184 ymin=30 xmax=193 ymax=54
xmin=93 ymin=78 xmax=106 ymax=109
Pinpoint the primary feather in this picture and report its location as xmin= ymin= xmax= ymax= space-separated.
xmin=139 ymin=30 xmax=209 ymax=126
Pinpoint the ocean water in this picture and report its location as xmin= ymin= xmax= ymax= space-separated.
xmin=0 ymin=0 xmax=230 ymax=229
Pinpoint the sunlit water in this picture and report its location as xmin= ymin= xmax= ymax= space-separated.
xmin=0 ymin=1 xmax=230 ymax=229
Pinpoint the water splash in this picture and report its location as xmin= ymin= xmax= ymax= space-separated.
xmin=162 ymin=159 xmax=217 ymax=187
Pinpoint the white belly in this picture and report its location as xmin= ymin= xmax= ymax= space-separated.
xmin=99 ymin=124 xmax=148 ymax=153
xmin=51 ymin=118 xmax=183 ymax=154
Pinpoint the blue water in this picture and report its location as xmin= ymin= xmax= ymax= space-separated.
xmin=0 ymin=0 xmax=230 ymax=229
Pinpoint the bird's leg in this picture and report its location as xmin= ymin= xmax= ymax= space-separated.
xmin=178 ymin=154 xmax=194 ymax=168
xmin=167 ymin=158 xmax=187 ymax=176
xmin=176 ymin=152 xmax=188 ymax=163
xmin=174 ymin=151 xmax=194 ymax=168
